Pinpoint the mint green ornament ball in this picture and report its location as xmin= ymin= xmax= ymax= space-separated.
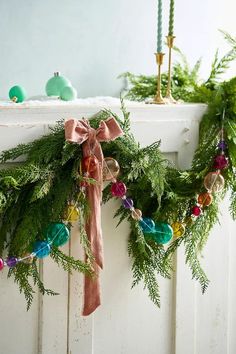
xmin=9 ymin=85 xmax=27 ymax=103
xmin=151 ymin=222 xmax=173 ymax=244
xmin=60 ymin=86 xmax=77 ymax=101
xmin=43 ymin=222 xmax=70 ymax=247
xmin=45 ymin=72 xmax=71 ymax=96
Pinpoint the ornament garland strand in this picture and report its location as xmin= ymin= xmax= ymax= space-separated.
xmin=0 ymin=74 xmax=235 ymax=310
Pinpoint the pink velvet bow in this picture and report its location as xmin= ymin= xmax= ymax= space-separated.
xmin=65 ymin=117 xmax=123 ymax=316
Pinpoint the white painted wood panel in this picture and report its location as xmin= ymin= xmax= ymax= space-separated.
xmin=0 ymin=98 xmax=234 ymax=354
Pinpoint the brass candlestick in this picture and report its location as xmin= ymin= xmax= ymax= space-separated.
xmin=152 ymin=52 xmax=165 ymax=104
xmin=165 ymin=35 xmax=176 ymax=103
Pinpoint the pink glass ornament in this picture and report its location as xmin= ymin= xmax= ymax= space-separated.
xmin=191 ymin=205 xmax=202 ymax=217
xmin=0 ymin=258 xmax=4 ymax=270
xmin=131 ymin=209 xmax=142 ymax=220
xmin=111 ymin=181 xmax=127 ymax=197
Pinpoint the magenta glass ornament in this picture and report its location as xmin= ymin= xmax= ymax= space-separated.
xmin=6 ymin=256 xmax=18 ymax=268
xmin=0 ymin=258 xmax=4 ymax=270
xmin=122 ymin=197 xmax=134 ymax=209
xmin=192 ymin=205 xmax=202 ymax=217
xmin=111 ymin=181 xmax=127 ymax=197
xmin=213 ymin=155 xmax=228 ymax=170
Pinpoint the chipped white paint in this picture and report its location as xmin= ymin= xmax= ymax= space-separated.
xmin=0 ymin=98 xmax=235 ymax=354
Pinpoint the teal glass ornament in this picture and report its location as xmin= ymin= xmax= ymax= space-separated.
xmin=139 ymin=218 xmax=155 ymax=233
xmin=33 ymin=241 xmax=51 ymax=259
xmin=45 ymin=72 xmax=71 ymax=96
xmin=44 ymin=222 xmax=70 ymax=247
xmin=151 ymin=222 xmax=173 ymax=244
xmin=60 ymin=86 xmax=77 ymax=101
xmin=9 ymin=85 xmax=27 ymax=103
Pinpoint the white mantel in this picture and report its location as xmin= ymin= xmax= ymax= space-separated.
xmin=0 ymin=98 xmax=234 ymax=354
xmin=0 ymin=96 xmax=207 ymax=169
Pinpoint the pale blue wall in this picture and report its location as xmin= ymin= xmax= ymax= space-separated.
xmin=0 ymin=0 xmax=234 ymax=99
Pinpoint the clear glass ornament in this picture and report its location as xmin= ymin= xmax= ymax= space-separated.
xmin=103 ymin=157 xmax=120 ymax=181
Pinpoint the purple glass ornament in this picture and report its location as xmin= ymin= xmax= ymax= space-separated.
xmin=111 ymin=181 xmax=127 ymax=197
xmin=213 ymin=155 xmax=229 ymax=170
xmin=218 ymin=140 xmax=227 ymax=150
xmin=6 ymin=256 xmax=18 ymax=268
xmin=122 ymin=197 xmax=134 ymax=209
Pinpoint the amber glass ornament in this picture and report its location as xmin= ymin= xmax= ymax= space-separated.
xmin=103 ymin=157 xmax=120 ymax=181
xmin=171 ymin=221 xmax=185 ymax=238
xmin=197 ymin=192 xmax=213 ymax=207
xmin=82 ymin=155 xmax=99 ymax=174
xmin=183 ymin=216 xmax=194 ymax=227
xmin=63 ymin=204 xmax=80 ymax=222
xmin=204 ymin=172 xmax=225 ymax=193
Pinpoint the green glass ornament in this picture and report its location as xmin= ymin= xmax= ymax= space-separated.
xmin=149 ymin=222 xmax=173 ymax=244
xmin=9 ymin=85 xmax=27 ymax=103
xmin=60 ymin=86 xmax=77 ymax=101
xmin=45 ymin=72 xmax=71 ymax=96
xmin=43 ymin=222 xmax=70 ymax=247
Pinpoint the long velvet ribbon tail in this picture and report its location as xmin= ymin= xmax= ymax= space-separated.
xmin=82 ymin=263 xmax=101 ymax=316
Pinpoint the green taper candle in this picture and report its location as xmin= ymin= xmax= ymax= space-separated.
xmin=157 ymin=0 xmax=163 ymax=52
xmin=168 ymin=0 xmax=175 ymax=36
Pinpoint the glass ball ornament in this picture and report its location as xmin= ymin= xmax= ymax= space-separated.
xmin=6 ymin=256 xmax=18 ymax=268
xmin=131 ymin=208 xmax=142 ymax=220
xmin=9 ymin=85 xmax=27 ymax=103
xmin=0 ymin=258 xmax=4 ymax=270
xmin=204 ymin=172 xmax=225 ymax=193
xmin=21 ymin=253 xmax=34 ymax=264
xmin=213 ymin=155 xmax=228 ymax=170
xmin=218 ymin=140 xmax=227 ymax=150
xmin=111 ymin=181 xmax=127 ymax=197
xmin=60 ymin=86 xmax=77 ymax=101
xmin=171 ymin=221 xmax=185 ymax=238
xmin=192 ymin=205 xmax=202 ymax=217
xmin=43 ymin=222 xmax=70 ymax=247
xmin=33 ymin=241 xmax=51 ymax=259
xmin=63 ymin=204 xmax=80 ymax=222
xmin=139 ymin=217 xmax=155 ymax=233
xmin=197 ymin=192 xmax=213 ymax=207
xmin=122 ymin=197 xmax=134 ymax=209
xmin=82 ymin=155 xmax=99 ymax=174
xmin=151 ymin=222 xmax=173 ymax=244
xmin=183 ymin=216 xmax=194 ymax=227
xmin=45 ymin=72 xmax=71 ymax=96
xmin=102 ymin=157 xmax=120 ymax=181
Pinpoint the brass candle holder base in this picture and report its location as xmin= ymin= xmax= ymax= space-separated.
xmin=151 ymin=52 xmax=166 ymax=105
xmin=165 ymin=35 xmax=176 ymax=104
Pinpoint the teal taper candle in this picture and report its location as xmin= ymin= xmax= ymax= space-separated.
xmin=157 ymin=0 xmax=163 ymax=52
xmin=168 ymin=0 xmax=175 ymax=36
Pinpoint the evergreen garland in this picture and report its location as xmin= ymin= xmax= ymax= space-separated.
xmin=0 ymin=32 xmax=236 ymax=310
